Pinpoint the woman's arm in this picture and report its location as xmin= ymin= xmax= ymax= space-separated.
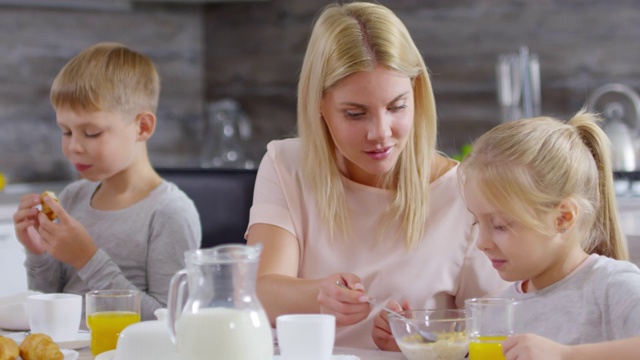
xmin=247 ymin=223 xmax=369 ymax=327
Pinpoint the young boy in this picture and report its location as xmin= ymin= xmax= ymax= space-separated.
xmin=13 ymin=42 xmax=201 ymax=320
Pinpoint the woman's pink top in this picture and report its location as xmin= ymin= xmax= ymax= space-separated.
xmin=248 ymin=138 xmax=508 ymax=349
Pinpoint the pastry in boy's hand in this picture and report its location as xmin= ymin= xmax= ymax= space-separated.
xmin=40 ymin=191 xmax=59 ymax=221
xmin=19 ymin=333 xmax=63 ymax=360
xmin=0 ymin=335 xmax=19 ymax=360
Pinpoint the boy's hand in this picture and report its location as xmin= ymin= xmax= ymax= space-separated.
xmin=503 ymin=333 xmax=571 ymax=360
xmin=13 ymin=194 xmax=46 ymax=255
xmin=36 ymin=195 xmax=97 ymax=269
xmin=372 ymin=299 xmax=409 ymax=351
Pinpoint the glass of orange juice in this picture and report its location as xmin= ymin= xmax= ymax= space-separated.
xmin=86 ymin=290 xmax=141 ymax=356
xmin=465 ymin=298 xmax=519 ymax=360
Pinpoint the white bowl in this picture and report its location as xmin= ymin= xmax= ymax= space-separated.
xmin=0 ymin=302 xmax=28 ymax=330
xmin=115 ymin=320 xmax=177 ymax=360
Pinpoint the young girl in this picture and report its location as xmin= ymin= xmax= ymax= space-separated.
xmin=458 ymin=111 xmax=640 ymax=359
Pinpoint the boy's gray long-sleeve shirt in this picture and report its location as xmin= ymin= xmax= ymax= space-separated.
xmin=25 ymin=179 xmax=201 ymax=320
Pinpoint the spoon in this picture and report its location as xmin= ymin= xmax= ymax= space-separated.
xmin=334 ymin=281 xmax=437 ymax=343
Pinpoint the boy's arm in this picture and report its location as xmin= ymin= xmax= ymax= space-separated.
xmin=25 ymin=252 xmax=63 ymax=293
xmin=144 ymin=196 xmax=200 ymax=313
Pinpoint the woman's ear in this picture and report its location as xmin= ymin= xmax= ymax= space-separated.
xmin=135 ymin=111 xmax=156 ymax=141
xmin=555 ymin=198 xmax=578 ymax=233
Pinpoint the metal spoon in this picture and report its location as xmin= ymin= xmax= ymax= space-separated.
xmin=334 ymin=281 xmax=437 ymax=343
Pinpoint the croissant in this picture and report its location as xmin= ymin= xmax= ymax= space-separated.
xmin=19 ymin=333 xmax=63 ymax=360
xmin=41 ymin=191 xmax=59 ymax=221
xmin=0 ymin=336 xmax=19 ymax=360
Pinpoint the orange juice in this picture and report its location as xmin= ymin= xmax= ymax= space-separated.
xmin=87 ymin=311 xmax=141 ymax=355
xmin=469 ymin=336 xmax=507 ymax=360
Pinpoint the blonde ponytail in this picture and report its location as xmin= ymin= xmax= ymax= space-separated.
xmin=569 ymin=110 xmax=628 ymax=260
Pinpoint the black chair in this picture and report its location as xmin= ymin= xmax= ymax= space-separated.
xmin=156 ymin=167 xmax=257 ymax=249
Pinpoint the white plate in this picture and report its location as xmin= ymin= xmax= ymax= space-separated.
xmin=95 ymin=349 xmax=116 ymax=360
xmin=98 ymin=351 xmax=360 ymax=360
xmin=6 ymin=331 xmax=90 ymax=350
xmin=16 ymin=349 xmax=78 ymax=360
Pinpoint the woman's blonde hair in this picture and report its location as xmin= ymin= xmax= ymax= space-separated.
xmin=297 ymin=2 xmax=437 ymax=248
xmin=50 ymin=42 xmax=160 ymax=116
xmin=459 ymin=110 xmax=628 ymax=260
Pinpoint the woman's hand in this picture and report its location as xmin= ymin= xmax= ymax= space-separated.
xmin=13 ymin=194 xmax=46 ymax=255
xmin=372 ymin=299 xmax=409 ymax=351
xmin=503 ymin=333 xmax=571 ymax=360
xmin=35 ymin=195 xmax=97 ymax=269
xmin=317 ymin=273 xmax=371 ymax=327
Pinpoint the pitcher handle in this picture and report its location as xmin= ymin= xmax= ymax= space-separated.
xmin=167 ymin=269 xmax=188 ymax=344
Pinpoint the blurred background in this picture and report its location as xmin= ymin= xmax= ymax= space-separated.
xmin=1 ymin=0 xmax=640 ymax=183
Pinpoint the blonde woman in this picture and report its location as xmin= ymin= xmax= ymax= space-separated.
xmin=457 ymin=111 xmax=640 ymax=359
xmin=247 ymin=2 xmax=506 ymax=349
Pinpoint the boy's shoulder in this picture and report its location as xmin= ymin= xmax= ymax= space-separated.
xmin=150 ymin=180 xmax=199 ymax=215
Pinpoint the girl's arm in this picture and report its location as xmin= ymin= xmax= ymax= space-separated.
xmin=503 ymin=333 xmax=640 ymax=360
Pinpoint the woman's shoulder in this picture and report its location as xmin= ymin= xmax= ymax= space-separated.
xmin=264 ymin=138 xmax=303 ymax=173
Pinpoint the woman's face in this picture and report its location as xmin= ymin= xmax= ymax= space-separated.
xmin=320 ymin=65 xmax=414 ymax=187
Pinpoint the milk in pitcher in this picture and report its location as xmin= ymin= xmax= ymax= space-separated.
xmin=176 ymin=307 xmax=272 ymax=360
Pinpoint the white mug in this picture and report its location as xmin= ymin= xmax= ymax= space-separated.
xmin=27 ymin=293 xmax=82 ymax=342
xmin=276 ymin=314 xmax=335 ymax=360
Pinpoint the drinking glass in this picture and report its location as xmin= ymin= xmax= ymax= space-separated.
xmin=86 ymin=290 xmax=141 ymax=356
xmin=465 ymin=298 xmax=519 ymax=360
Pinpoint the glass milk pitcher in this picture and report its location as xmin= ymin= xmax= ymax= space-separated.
xmin=167 ymin=244 xmax=273 ymax=360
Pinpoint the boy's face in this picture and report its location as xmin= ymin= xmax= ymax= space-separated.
xmin=463 ymin=178 xmax=569 ymax=290
xmin=56 ymin=108 xmax=140 ymax=182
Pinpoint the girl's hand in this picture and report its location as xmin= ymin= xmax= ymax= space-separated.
xmin=13 ymin=194 xmax=45 ymax=255
xmin=503 ymin=333 xmax=571 ymax=360
xmin=35 ymin=195 xmax=97 ymax=269
xmin=317 ymin=273 xmax=371 ymax=327
xmin=372 ymin=299 xmax=409 ymax=351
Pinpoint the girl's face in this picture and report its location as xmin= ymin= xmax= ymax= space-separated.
xmin=56 ymin=108 xmax=141 ymax=182
xmin=464 ymin=178 xmax=570 ymax=290
xmin=320 ymin=65 xmax=414 ymax=187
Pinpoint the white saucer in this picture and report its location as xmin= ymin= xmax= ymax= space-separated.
xmin=6 ymin=331 xmax=90 ymax=350
xmin=60 ymin=349 xmax=79 ymax=360
xmin=95 ymin=349 xmax=116 ymax=360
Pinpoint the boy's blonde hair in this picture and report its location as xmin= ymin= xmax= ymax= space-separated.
xmin=298 ymin=2 xmax=437 ymax=249
xmin=50 ymin=42 xmax=160 ymax=115
xmin=459 ymin=110 xmax=628 ymax=260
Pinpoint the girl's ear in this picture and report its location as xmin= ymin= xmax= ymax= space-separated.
xmin=135 ymin=111 xmax=156 ymax=141
xmin=555 ymin=198 xmax=578 ymax=234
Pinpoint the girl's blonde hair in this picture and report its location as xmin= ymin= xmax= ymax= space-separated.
xmin=50 ymin=42 xmax=160 ymax=116
xmin=297 ymin=2 xmax=437 ymax=248
xmin=459 ymin=110 xmax=628 ymax=260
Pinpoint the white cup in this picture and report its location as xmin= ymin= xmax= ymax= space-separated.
xmin=276 ymin=314 xmax=335 ymax=360
xmin=27 ymin=293 xmax=82 ymax=342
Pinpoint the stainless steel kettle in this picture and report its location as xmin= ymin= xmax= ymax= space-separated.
xmin=587 ymin=83 xmax=640 ymax=172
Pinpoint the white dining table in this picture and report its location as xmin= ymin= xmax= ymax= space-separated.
xmin=2 ymin=328 xmax=406 ymax=359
